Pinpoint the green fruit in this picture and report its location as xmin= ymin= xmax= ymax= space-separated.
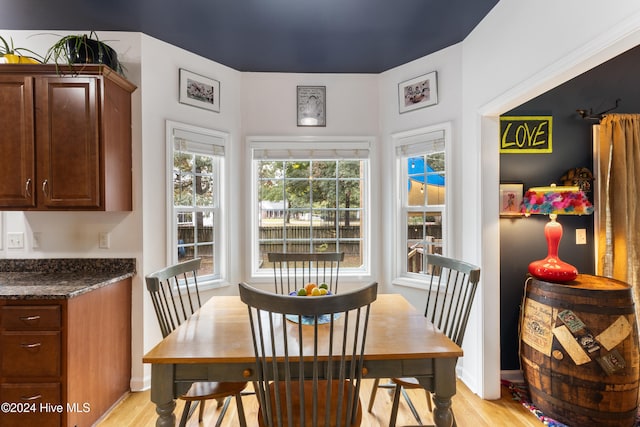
xmin=297 ymin=288 xmax=307 ymax=296
xmin=319 ymin=283 xmax=328 ymax=290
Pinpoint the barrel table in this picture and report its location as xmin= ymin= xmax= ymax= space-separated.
xmin=520 ymin=274 xmax=640 ymax=427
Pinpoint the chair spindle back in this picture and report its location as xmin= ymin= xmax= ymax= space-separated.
xmin=423 ymin=254 xmax=481 ymax=346
xmin=239 ymin=281 xmax=378 ymax=427
xmin=145 ymin=258 xmax=203 ymax=338
xmin=268 ymin=252 xmax=344 ymax=295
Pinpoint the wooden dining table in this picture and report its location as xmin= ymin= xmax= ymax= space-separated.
xmin=143 ymin=293 xmax=463 ymax=427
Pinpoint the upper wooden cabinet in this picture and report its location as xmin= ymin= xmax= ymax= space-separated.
xmin=0 ymin=64 xmax=136 ymax=211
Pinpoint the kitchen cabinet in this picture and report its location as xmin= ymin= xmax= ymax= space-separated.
xmin=0 ymin=64 xmax=136 ymax=210
xmin=0 ymin=277 xmax=132 ymax=427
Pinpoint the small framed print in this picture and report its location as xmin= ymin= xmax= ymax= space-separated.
xmin=179 ymin=68 xmax=220 ymax=112
xmin=398 ymin=71 xmax=438 ymax=114
xmin=297 ymin=86 xmax=326 ymax=127
xmin=499 ymin=183 xmax=524 ymax=217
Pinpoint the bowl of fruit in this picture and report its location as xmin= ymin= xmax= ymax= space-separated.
xmin=286 ymin=282 xmax=337 ymax=325
xmin=289 ymin=282 xmax=331 ymax=297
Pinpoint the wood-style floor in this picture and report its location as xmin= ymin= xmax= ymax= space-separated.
xmin=97 ymin=379 xmax=544 ymax=426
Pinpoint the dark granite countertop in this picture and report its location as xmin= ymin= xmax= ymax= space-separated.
xmin=0 ymin=258 xmax=136 ymax=300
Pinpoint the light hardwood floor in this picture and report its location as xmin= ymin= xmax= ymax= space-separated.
xmin=97 ymin=379 xmax=543 ymax=427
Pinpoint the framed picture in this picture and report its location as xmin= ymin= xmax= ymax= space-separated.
xmin=398 ymin=71 xmax=438 ymax=113
xmin=179 ymin=69 xmax=220 ymax=112
xmin=297 ymin=86 xmax=326 ymax=126
xmin=499 ymin=183 xmax=524 ymax=216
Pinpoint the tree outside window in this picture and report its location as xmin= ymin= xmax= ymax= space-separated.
xmin=257 ymin=159 xmax=365 ymax=270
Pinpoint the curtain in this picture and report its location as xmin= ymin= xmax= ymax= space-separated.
xmin=597 ymin=114 xmax=640 ymax=306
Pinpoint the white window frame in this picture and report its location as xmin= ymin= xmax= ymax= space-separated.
xmin=248 ymin=136 xmax=373 ymax=280
xmin=392 ymin=122 xmax=452 ymax=288
xmin=166 ymin=120 xmax=228 ymax=289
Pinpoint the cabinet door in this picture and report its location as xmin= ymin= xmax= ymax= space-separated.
xmin=0 ymin=75 xmax=36 ymax=208
xmin=36 ymin=77 xmax=101 ymax=208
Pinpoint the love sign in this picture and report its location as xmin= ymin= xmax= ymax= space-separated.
xmin=500 ymin=116 xmax=553 ymax=153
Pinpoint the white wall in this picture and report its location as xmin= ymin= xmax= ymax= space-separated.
xmin=240 ymin=72 xmax=380 ymax=285
xmin=136 ymin=34 xmax=244 ymax=387
xmin=377 ymin=43 xmax=471 ymax=390
xmin=378 ymin=44 xmax=463 ymax=284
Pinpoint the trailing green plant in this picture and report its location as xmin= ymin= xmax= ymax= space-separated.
xmin=44 ymin=31 xmax=125 ymax=76
xmin=0 ymin=35 xmax=44 ymax=63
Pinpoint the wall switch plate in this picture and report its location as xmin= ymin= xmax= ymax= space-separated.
xmin=576 ymin=228 xmax=587 ymax=245
xmin=99 ymin=232 xmax=110 ymax=249
xmin=7 ymin=232 xmax=24 ymax=249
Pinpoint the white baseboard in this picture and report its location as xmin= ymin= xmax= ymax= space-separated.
xmin=130 ymin=375 xmax=151 ymax=392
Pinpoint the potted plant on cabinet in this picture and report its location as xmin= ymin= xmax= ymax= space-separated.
xmin=0 ymin=35 xmax=43 ymax=63
xmin=45 ymin=31 xmax=125 ymax=75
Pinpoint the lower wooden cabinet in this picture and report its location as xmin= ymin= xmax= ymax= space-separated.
xmin=0 ymin=279 xmax=131 ymax=426
xmin=0 ymin=383 xmax=61 ymax=427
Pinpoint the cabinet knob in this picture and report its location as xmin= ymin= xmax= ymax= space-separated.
xmin=25 ymin=178 xmax=32 ymax=197
xmin=242 ymin=369 xmax=253 ymax=378
xmin=42 ymin=179 xmax=48 ymax=196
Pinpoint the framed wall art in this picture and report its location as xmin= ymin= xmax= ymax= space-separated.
xmin=499 ymin=183 xmax=524 ymax=217
xmin=297 ymin=85 xmax=326 ymax=126
xmin=398 ymin=71 xmax=438 ymax=113
xmin=179 ymin=68 xmax=220 ymax=112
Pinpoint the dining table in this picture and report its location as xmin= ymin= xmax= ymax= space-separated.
xmin=143 ymin=292 xmax=463 ymax=427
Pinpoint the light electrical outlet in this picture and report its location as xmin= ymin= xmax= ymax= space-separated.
xmin=99 ymin=232 xmax=111 ymax=249
xmin=576 ymin=228 xmax=587 ymax=245
xmin=7 ymin=232 xmax=24 ymax=249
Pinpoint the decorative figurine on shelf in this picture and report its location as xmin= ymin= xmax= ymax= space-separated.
xmin=560 ymin=167 xmax=594 ymax=194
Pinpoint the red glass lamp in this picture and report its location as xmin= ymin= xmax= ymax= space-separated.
xmin=521 ymin=184 xmax=594 ymax=283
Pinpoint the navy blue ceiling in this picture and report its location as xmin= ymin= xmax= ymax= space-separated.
xmin=0 ymin=0 xmax=499 ymax=73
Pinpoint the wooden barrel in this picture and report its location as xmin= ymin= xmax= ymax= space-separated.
xmin=520 ymin=274 xmax=640 ymax=427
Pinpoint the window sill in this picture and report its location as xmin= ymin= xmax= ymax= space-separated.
xmin=177 ymin=278 xmax=231 ymax=294
xmin=392 ymin=275 xmax=453 ymax=295
xmin=392 ymin=276 xmax=431 ymax=290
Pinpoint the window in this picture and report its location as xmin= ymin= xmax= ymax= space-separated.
xmin=250 ymin=137 xmax=371 ymax=275
xmin=167 ymin=122 xmax=227 ymax=282
xmin=394 ymin=124 xmax=450 ymax=279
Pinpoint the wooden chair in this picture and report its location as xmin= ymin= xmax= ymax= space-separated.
xmin=367 ymin=254 xmax=480 ymax=427
xmin=268 ymin=252 xmax=344 ymax=295
xmin=239 ymin=281 xmax=378 ymax=427
xmin=145 ymin=258 xmax=248 ymax=427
